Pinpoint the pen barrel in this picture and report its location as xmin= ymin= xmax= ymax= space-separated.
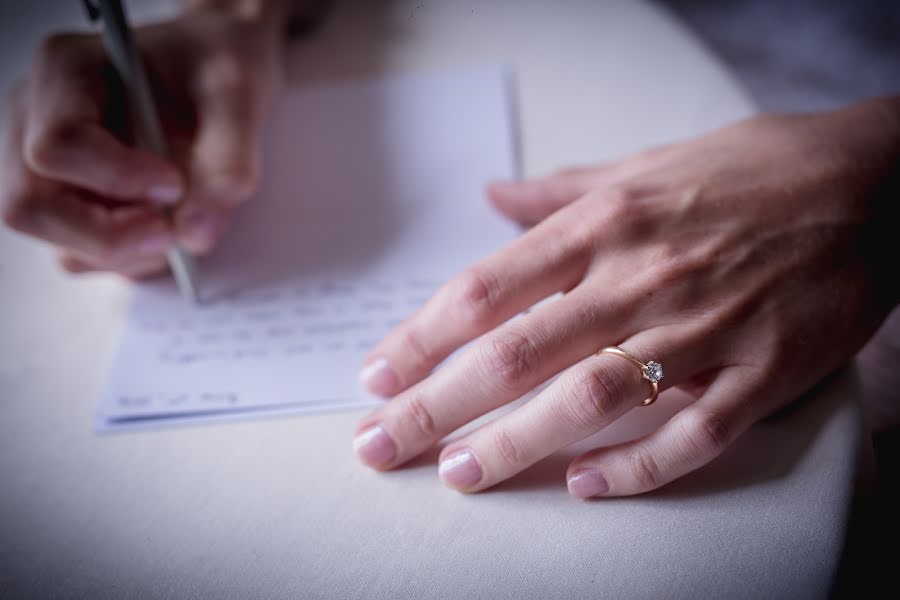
xmin=97 ymin=0 xmax=169 ymax=156
xmin=94 ymin=0 xmax=199 ymax=303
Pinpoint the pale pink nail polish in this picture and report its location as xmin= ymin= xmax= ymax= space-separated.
xmin=359 ymin=358 xmax=400 ymax=397
xmin=353 ymin=424 xmax=396 ymax=468
xmin=439 ymin=449 xmax=483 ymax=489
xmin=567 ymin=468 xmax=609 ymax=498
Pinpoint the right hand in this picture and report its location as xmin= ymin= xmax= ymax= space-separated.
xmin=0 ymin=3 xmax=286 ymax=278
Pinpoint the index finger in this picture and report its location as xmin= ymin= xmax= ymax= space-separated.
xmin=21 ymin=33 xmax=183 ymax=203
xmin=358 ymin=210 xmax=591 ymax=397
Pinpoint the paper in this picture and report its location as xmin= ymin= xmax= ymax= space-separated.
xmin=97 ymin=66 xmax=520 ymax=431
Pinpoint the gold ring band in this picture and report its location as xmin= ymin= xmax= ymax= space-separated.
xmin=597 ymin=346 xmax=664 ymax=406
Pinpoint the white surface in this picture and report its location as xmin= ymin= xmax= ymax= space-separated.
xmin=98 ymin=66 xmax=519 ymax=430
xmin=0 ymin=1 xmax=862 ymax=598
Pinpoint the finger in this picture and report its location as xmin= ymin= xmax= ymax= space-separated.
xmin=58 ymin=250 xmax=168 ymax=280
xmin=57 ymin=252 xmax=93 ymax=273
xmin=353 ymin=286 xmax=638 ymax=471
xmin=565 ymin=367 xmax=759 ymax=498
xmin=189 ymin=56 xmax=264 ymax=205
xmin=2 ymin=92 xmax=173 ymax=262
xmin=24 ymin=195 xmax=172 ymax=262
xmin=173 ymin=200 xmax=234 ymax=255
xmin=22 ymin=35 xmax=182 ymax=203
xmin=435 ymin=326 xmax=710 ymax=492
xmin=487 ymin=166 xmax=609 ymax=226
xmin=24 ymin=120 xmax=184 ymax=205
xmin=358 ymin=218 xmax=591 ymax=397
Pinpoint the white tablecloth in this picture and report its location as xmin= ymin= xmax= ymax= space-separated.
xmin=0 ymin=1 xmax=862 ymax=597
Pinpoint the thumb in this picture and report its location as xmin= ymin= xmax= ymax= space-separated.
xmin=486 ymin=166 xmax=603 ymax=226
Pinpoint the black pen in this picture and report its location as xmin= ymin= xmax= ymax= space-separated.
xmin=83 ymin=0 xmax=200 ymax=303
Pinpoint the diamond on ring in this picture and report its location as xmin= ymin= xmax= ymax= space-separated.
xmin=597 ymin=346 xmax=663 ymax=406
xmin=642 ymin=361 xmax=664 ymax=384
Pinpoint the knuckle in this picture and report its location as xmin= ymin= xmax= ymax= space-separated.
xmin=0 ymin=176 xmax=26 ymax=226
xmin=24 ymin=121 xmax=82 ymax=172
xmin=399 ymin=326 xmax=437 ymax=372
xmin=565 ymin=188 xmax=640 ymax=249
xmin=645 ymin=242 xmax=691 ymax=289
xmin=405 ymin=393 xmax=437 ymax=439
xmin=0 ymin=181 xmax=35 ymax=233
xmin=1 ymin=199 xmax=28 ymax=231
xmin=531 ymin=176 xmax=563 ymax=201
xmin=591 ymin=186 xmax=648 ymax=237
xmin=627 ymin=449 xmax=662 ymax=490
xmin=685 ymin=411 xmax=731 ymax=458
xmin=478 ymin=330 xmax=540 ymax=389
xmin=652 ymin=237 xmax=723 ymax=285
xmin=492 ymin=429 xmax=524 ymax=469
xmin=567 ymin=365 xmax=626 ymax=428
xmin=58 ymin=254 xmax=82 ymax=273
xmin=605 ymin=186 xmax=641 ymax=219
xmin=452 ymin=266 xmax=500 ymax=327
xmin=23 ymin=136 xmax=55 ymax=174
xmin=653 ymin=240 xmax=683 ymax=269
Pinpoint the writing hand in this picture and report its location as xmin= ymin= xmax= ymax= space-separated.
xmin=1 ymin=3 xmax=286 ymax=278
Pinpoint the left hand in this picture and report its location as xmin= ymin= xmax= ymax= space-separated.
xmin=352 ymin=99 xmax=900 ymax=497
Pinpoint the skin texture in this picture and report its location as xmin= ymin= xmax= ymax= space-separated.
xmin=354 ymin=100 xmax=900 ymax=497
xmin=0 ymin=3 xmax=285 ymax=279
xmin=1 ymin=6 xmax=898 ymax=498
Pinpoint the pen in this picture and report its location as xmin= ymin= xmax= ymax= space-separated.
xmin=83 ymin=0 xmax=200 ymax=303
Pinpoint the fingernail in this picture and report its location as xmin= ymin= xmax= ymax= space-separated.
xmin=146 ymin=183 xmax=182 ymax=205
xmin=567 ymin=468 xmax=609 ymax=498
xmin=359 ymin=358 xmax=400 ymax=397
xmin=439 ymin=449 xmax=483 ymax=490
xmin=353 ymin=424 xmax=396 ymax=468
xmin=137 ymin=230 xmax=171 ymax=255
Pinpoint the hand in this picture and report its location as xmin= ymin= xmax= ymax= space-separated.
xmin=353 ymin=98 xmax=900 ymax=497
xmin=0 ymin=2 xmax=287 ymax=278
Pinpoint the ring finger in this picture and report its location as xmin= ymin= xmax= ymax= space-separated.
xmin=434 ymin=324 xmax=714 ymax=492
xmin=354 ymin=287 xmax=655 ymax=471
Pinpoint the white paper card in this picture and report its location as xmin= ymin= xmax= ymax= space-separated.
xmin=97 ymin=66 xmax=519 ymax=431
